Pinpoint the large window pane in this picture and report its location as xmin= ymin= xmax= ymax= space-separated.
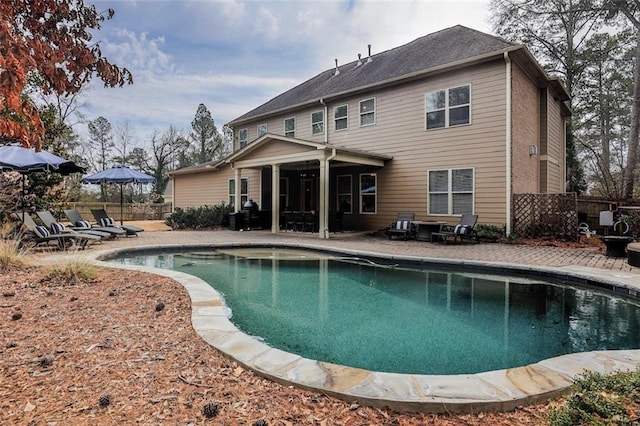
xmin=449 ymin=86 xmax=469 ymax=106
xmin=452 ymin=169 xmax=473 ymax=191
xmin=453 ymin=193 xmax=473 ymax=214
xmin=360 ymin=98 xmax=375 ymax=126
xmin=360 ymin=174 xmax=376 ymax=214
xmin=312 ymin=111 xmax=324 ymax=134
xmin=429 ymin=170 xmax=448 ymax=192
xmin=450 ymin=106 xmax=469 ymax=126
xmin=427 ymin=111 xmax=445 ymax=129
xmin=426 ymin=90 xmax=445 ymax=110
xmin=428 ymin=168 xmax=473 ymax=215
xmin=429 ymin=194 xmax=448 ymax=214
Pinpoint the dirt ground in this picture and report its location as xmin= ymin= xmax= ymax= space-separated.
xmin=0 ymin=263 xmax=557 ymax=425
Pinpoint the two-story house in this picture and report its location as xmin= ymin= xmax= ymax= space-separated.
xmin=170 ymin=25 xmax=570 ymax=238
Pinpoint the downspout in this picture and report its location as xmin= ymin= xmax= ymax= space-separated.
xmin=504 ymin=51 xmax=512 ymax=236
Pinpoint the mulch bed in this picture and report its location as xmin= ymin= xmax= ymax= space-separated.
xmin=1 ymin=265 xmax=554 ymax=425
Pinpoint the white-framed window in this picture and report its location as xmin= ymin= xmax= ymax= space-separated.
xmin=257 ymin=123 xmax=268 ymax=137
xmin=311 ymin=110 xmax=324 ymax=135
xmin=238 ymin=128 xmax=248 ymax=148
xmin=229 ymin=177 xmax=249 ymax=211
xmin=337 ymin=174 xmax=352 ymax=214
xmin=426 ymin=84 xmax=470 ymax=129
xmin=334 ymin=105 xmax=348 ymax=131
xmin=428 ymin=168 xmax=474 ymax=215
xmin=284 ymin=117 xmax=295 ymax=137
xmin=359 ymin=173 xmax=376 ymax=214
xmin=359 ymin=98 xmax=375 ymax=126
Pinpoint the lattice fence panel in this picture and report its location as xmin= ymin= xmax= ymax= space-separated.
xmin=512 ymin=193 xmax=578 ymax=240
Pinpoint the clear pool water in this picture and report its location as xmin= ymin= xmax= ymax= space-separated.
xmin=112 ymin=248 xmax=640 ymax=375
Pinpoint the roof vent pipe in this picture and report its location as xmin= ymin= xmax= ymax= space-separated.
xmin=334 ymin=58 xmax=340 ymax=76
xmin=356 ymin=53 xmax=363 ymax=67
xmin=367 ymin=44 xmax=372 ymax=63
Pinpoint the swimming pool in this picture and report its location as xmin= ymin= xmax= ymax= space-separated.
xmin=111 ymin=246 xmax=640 ymax=375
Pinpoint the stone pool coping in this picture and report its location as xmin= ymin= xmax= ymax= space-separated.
xmin=49 ymin=242 xmax=640 ymax=414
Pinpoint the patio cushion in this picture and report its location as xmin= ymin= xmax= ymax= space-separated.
xmin=75 ymin=220 xmax=92 ymax=229
xmin=50 ymin=222 xmax=66 ymax=234
xmin=33 ymin=225 xmax=50 ymax=238
xmin=396 ymin=220 xmax=410 ymax=230
xmin=100 ymin=217 xmax=116 ymax=227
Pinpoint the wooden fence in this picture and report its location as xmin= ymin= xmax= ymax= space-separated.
xmin=512 ymin=193 xmax=578 ymax=240
xmin=57 ymin=202 xmax=173 ymax=222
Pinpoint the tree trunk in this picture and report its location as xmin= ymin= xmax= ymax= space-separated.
xmin=622 ymin=32 xmax=640 ymax=199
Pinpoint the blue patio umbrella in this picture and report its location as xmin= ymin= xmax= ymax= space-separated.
xmin=0 ymin=144 xmax=84 ymax=215
xmin=82 ymin=165 xmax=156 ymax=225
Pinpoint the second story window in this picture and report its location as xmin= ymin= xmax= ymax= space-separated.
xmin=426 ymin=84 xmax=470 ymax=129
xmin=311 ymin=111 xmax=324 ymax=135
xmin=257 ymin=123 xmax=267 ymax=137
xmin=359 ymin=98 xmax=375 ymax=126
xmin=284 ymin=117 xmax=295 ymax=137
xmin=334 ymin=105 xmax=348 ymax=131
xmin=239 ymin=128 xmax=248 ymax=148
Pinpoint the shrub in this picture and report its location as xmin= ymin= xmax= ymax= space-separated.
xmin=164 ymin=203 xmax=233 ymax=230
xmin=474 ymin=223 xmax=505 ymax=241
xmin=0 ymin=223 xmax=29 ymax=271
xmin=43 ymin=257 xmax=97 ymax=285
xmin=548 ymin=369 xmax=640 ymax=426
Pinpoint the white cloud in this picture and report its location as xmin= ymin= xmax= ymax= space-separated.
xmin=82 ymin=0 xmax=492 ymax=147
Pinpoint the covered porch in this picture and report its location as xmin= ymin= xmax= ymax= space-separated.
xmin=226 ymin=134 xmax=391 ymax=238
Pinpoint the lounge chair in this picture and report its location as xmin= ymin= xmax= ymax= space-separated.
xmin=19 ymin=213 xmax=90 ymax=249
xmin=64 ymin=209 xmax=127 ymax=237
xmin=432 ymin=214 xmax=479 ymax=245
xmin=91 ymin=209 xmax=144 ymax=236
xmin=36 ymin=210 xmax=112 ymax=241
xmin=387 ymin=212 xmax=416 ymax=240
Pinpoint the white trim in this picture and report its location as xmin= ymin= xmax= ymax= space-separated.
xmin=427 ymin=167 xmax=475 ymax=216
xmin=359 ymin=97 xmax=376 ymax=127
xmin=257 ymin=123 xmax=268 ymax=138
xmin=284 ymin=117 xmax=295 ymax=138
xmin=311 ymin=110 xmax=324 ymax=135
xmin=333 ymin=104 xmax=348 ymax=131
xmin=359 ymin=173 xmax=377 ymax=214
xmin=425 ymin=83 xmax=471 ymax=130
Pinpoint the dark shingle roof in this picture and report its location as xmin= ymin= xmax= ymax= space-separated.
xmin=229 ymin=25 xmax=518 ymax=125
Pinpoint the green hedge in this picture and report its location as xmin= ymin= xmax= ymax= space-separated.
xmin=164 ymin=203 xmax=233 ymax=230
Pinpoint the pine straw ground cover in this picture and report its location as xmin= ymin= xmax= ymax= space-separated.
xmin=0 ymin=265 xmax=554 ymax=425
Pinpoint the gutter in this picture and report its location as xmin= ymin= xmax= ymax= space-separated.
xmin=227 ymin=46 xmax=525 ymax=128
xmin=504 ymin=51 xmax=512 ymax=236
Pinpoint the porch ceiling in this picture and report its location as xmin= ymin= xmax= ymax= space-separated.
xmin=226 ymin=133 xmax=392 ymax=170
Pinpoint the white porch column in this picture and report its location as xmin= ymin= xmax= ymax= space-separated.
xmin=271 ymin=164 xmax=280 ymax=233
xmin=234 ymin=167 xmax=241 ymax=212
xmin=319 ymin=158 xmax=329 ymax=238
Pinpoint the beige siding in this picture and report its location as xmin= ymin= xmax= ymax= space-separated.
xmin=511 ymin=62 xmax=540 ymax=194
xmin=545 ymin=87 xmax=565 ymax=192
xmin=173 ymin=164 xmax=262 ymax=210
xmin=232 ymin=60 xmax=511 ymax=229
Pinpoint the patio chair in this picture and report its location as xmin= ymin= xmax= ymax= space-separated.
xmin=387 ymin=212 xmax=416 ymax=240
xmin=64 ymin=209 xmax=127 ymax=237
xmin=91 ymin=209 xmax=143 ymax=236
xmin=19 ymin=213 xmax=90 ymax=249
xmin=432 ymin=214 xmax=479 ymax=245
xmin=36 ymin=210 xmax=111 ymax=241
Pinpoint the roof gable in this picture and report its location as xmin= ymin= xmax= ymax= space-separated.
xmin=229 ymin=25 xmax=517 ymax=125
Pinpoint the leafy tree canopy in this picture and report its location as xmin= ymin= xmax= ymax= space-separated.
xmin=0 ymin=0 xmax=132 ymax=150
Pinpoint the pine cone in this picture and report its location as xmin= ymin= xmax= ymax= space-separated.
xmin=202 ymin=402 xmax=219 ymax=418
xmin=99 ymin=394 xmax=112 ymax=408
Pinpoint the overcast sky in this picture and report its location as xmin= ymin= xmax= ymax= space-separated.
xmin=81 ymin=0 xmax=494 ymax=144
